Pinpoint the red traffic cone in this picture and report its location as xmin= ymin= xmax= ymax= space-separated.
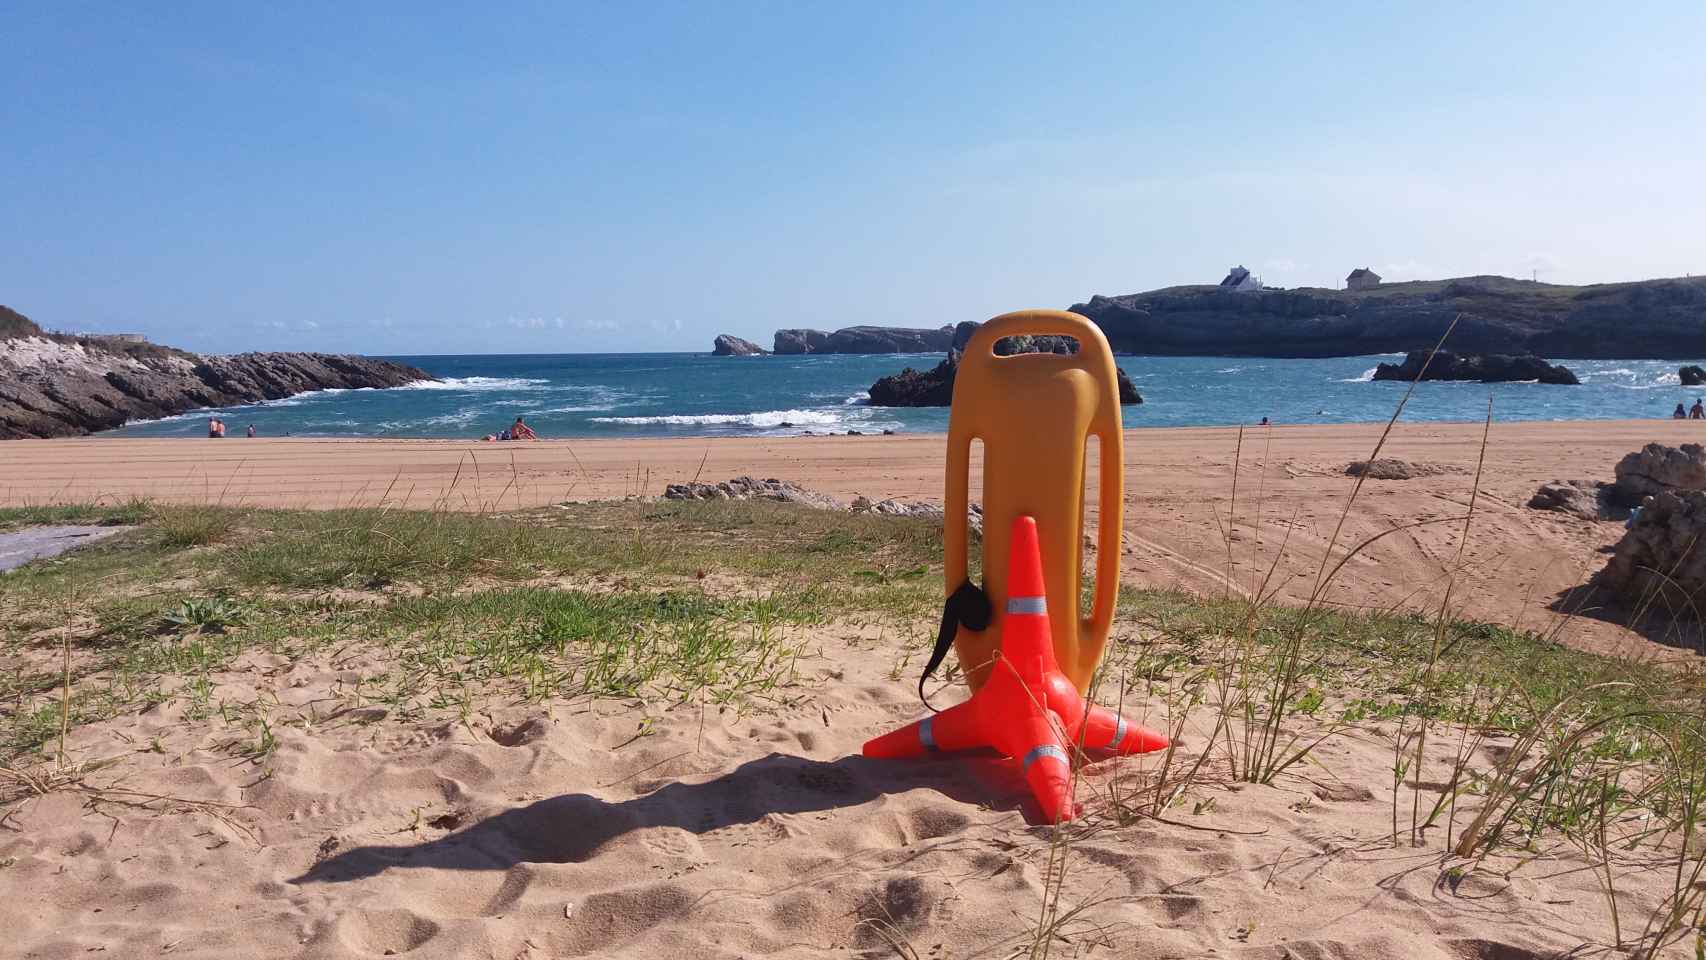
xmin=863 ymin=515 xmax=1169 ymax=821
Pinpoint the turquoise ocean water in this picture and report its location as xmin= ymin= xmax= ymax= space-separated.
xmin=107 ymin=353 xmax=1706 ymax=439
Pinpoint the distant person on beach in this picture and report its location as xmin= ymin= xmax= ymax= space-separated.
xmin=510 ymin=416 xmax=539 ymax=440
xmin=208 ymin=417 xmax=219 ymax=438
xmin=1259 ymin=416 xmax=1270 ymax=426
xmin=1676 ymin=403 xmax=1688 ymax=419
xmin=1692 ymin=400 xmax=1704 ymax=420
xmin=246 ymin=424 xmax=256 ymax=438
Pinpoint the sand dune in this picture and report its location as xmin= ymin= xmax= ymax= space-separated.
xmin=0 ymin=620 xmax=1658 ymax=959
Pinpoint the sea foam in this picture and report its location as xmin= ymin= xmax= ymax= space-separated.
xmin=401 ymin=376 xmax=551 ymax=391
xmin=590 ymin=409 xmax=845 ymax=428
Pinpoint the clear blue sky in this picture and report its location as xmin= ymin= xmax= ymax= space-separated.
xmin=4 ymin=2 xmax=1702 ymax=354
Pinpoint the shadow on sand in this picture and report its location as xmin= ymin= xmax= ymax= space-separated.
xmin=293 ymin=751 xmax=1036 ymax=884
xmin=1548 ymin=580 xmax=1706 ymax=655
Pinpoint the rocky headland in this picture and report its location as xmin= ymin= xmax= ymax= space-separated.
xmin=1372 ymin=350 xmax=1580 ymax=385
xmin=736 ymin=274 xmax=1706 ymax=364
xmin=0 ymin=306 xmax=434 ymax=439
xmin=1070 ymin=274 xmax=1706 ymax=359
xmin=773 ymin=325 xmax=955 ymax=354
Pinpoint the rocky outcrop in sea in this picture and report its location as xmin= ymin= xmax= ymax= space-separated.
xmin=772 ymin=325 xmax=955 ymax=355
xmin=0 ymin=306 xmax=434 ymax=439
xmin=711 ymin=334 xmax=766 ymax=356
xmin=1070 ymin=275 xmax=1706 ymax=359
xmin=1371 ymin=350 xmax=1579 ymax=385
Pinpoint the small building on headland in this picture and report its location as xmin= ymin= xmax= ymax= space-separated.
xmin=1346 ymin=268 xmax=1381 ymax=291
xmin=1219 ymin=265 xmax=1263 ymax=293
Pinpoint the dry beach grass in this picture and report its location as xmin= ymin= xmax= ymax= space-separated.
xmin=4 ymin=419 xmax=1705 ymax=657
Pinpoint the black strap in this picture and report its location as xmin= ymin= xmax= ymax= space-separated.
xmin=919 ymin=580 xmax=991 ymax=710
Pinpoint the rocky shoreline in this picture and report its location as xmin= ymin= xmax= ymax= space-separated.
xmin=0 ymin=306 xmax=434 ymax=439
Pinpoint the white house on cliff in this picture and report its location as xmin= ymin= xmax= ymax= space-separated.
xmin=1219 ymin=265 xmax=1262 ymax=293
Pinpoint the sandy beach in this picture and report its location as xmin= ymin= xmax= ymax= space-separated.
xmin=5 ymin=420 xmax=1705 ymax=958
xmin=2 ymin=419 xmax=1696 ymax=656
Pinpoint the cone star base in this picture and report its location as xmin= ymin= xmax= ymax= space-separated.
xmin=863 ymin=515 xmax=1168 ymax=822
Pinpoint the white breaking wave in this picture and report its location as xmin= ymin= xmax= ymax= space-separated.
xmin=1217 ymin=366 xmax=1244 ymax=374
xmin=257 ymin=388 xmax=352 ymax=408
xmin=1336 ymin=367 xmax=1378 ymax=383
xmin=420 ymin=408 xmax=485 ymax=426
xmin=842 ymin=392 xmax=870 ymax=405
xmin=591 ymin=409 xmax=845 ymax=427
xmin=533 ymin=403 xmax=618 ymax=414
xmin=401 ymin=376 xmax=551 ymax=391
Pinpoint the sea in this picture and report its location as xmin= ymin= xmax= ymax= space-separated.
xmin=106 ymin=353 xmax=1706 ymax=439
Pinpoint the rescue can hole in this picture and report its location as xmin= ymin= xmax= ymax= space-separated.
xmin=993 ymin=335 xmax=1080 ymax=357
xmin=1080 ymin=433 xmax=1099 ymax=619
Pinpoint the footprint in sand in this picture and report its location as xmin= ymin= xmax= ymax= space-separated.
xmin=336 ymin=907 xmax=441 ymax=956
xmin=487 ymin=716 xmax=551 ymax=746
xmin=905 ymin=804 xmax=969 ymax=840
xmin=558 ymin=883 xmax=695 ymax=954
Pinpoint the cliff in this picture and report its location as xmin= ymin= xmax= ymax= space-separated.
xmin=0 ymin=306 xmax=434 ymax=439
xmin=774 ymin=325 xmax=955 ymax=354
xmin=1069 ymin=275 xmax=1706 ymax=359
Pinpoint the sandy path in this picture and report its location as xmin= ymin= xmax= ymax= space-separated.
xmin=3 ymin=420 xmax=1698 ymax=657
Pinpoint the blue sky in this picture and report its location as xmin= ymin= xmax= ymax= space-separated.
xmin=4 ymin=2 xmax=1702 ymax=354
